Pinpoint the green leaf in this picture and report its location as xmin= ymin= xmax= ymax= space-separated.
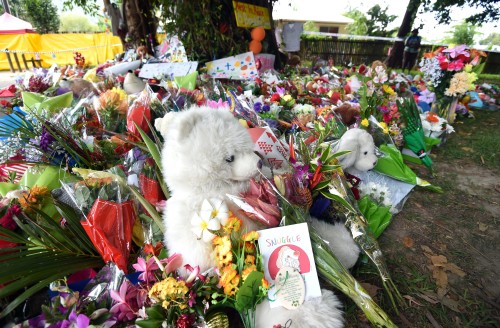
xmin=146 ymin=304 xmax=166 ymax=320
xmin=235 ymin=271 xmax=264 ymax=312
xmin=320 ymin=190 xmax=356 ymax=213
xmin=135 ymin=320 xmax=165 ymax=328
xmin=313 ymin=179 xmax=330 ymax=191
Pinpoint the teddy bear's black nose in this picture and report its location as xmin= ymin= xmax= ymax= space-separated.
xmin=373 ymin=161 xmax=377 ymax=167
xmin=257 ymin=160 xmax=263 ymax=169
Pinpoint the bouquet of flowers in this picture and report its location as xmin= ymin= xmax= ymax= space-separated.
xmin=60 ymin=173 xmax=137 ymax=272
xmin=419 ymin=45 xmax=486 ymax=122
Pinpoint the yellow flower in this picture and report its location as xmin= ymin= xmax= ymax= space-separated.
xmin=242 ymin=231 xmax=259 ymax=242
xmin=282 ymin=95 xmax=293 ymax=102
xmin=244 ymin=241 xmax=256 ymax=253
xmin=18 ymin=185 xmax=50 ymax=211
xmin=464 ymin=64 xmax=472 ymax=73
xmin=148 ymin=277 xmax=189 ymax=310
xmin=382 ymin=84 xmax=395 ymax=95
xmin=214 ymin=235 xmax=233 ymax=268
xmin=378 ymin=122 xmax=389 ymax=134
xmin=361 ymin=118 xmax=369 ymax=127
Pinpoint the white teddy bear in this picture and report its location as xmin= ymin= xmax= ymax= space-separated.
xmin=334 ymin=128 xmax=379 ymax=173
xmin=155 ymin=105 xmax=358 ymax=328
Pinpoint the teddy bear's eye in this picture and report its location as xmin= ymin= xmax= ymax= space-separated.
xmin=225 ymin=155 xmax=235 ymax=163
xmin=364 ymin=151 xmax=368 ymax=155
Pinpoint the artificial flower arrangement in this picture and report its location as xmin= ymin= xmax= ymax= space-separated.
xmin=419 ymin=45 xmax=486 ymax=122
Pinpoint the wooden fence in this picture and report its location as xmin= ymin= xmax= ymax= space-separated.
xmin=300 ymin=38 xmax=500 ymax=74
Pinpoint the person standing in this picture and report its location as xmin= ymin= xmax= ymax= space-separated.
xmin=402 ymin=29 xmax=422 ymax=73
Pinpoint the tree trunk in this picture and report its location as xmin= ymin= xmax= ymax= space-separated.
xmin=386 ymin=0 xmax=422 ymax=68
xmin=122 ymin=0 xmax=158 ymax=54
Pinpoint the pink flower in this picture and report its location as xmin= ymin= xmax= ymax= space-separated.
xmin=159 ymin=252 xmax=183 ymax=274
xmin=110 ymin=281 xmax=136 ymax=321
xmin=132 ymin=257 xmax=159 ymax=283
xmin=206 ymin=98 xmax=229 ymax=109
xmin=184 ymin=264 xmax=205 ymax=284
xmin=442 ymin=44 xmax=470 ymax=59
xmin=275 ymin=86 xmax=286 ymax=96
xmin=448 ymin=60 xmax=464 ymax=71
xmin=188 ymin=290 xmax=197 ymax=307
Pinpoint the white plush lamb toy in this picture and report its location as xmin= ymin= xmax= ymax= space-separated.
xmin=334 ymin=128 xmax=378 ymax=173
xmin=156 ymin=105 xmax=357 ymax=328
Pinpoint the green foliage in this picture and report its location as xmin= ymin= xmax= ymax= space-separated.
xmin=344 ymin=5 xmax=397 ymax=37
xmin=366 ymin=4 xmax=398 ymax=37
xmin=59 ymin=13 xmax=101 ymax=32
xmin=21 ymin=0 xmax=60 ymax=34
xmin=442 ymin=21 xmax=477 ymax=46
xmin=344 ymin=8 xmax=368 ymax=35
xmin=303 ymin=20 xmax=318 ymax=32
xmin=479 ymin=32 xmax=500 ymax=49
xmin=425 ymin=0 xmax=500 ymax=24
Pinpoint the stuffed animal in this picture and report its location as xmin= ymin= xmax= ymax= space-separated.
xmin=333 ymin=102 xmax=361 ymax=126
xmin=334 ymin=128 xmax=378 ymax=173
xmin=156 ymin=106 xmax=355 ymax=328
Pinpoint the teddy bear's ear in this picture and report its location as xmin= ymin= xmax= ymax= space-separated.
xmin=170 ymin=109 xmax=204 ymax=141
xmin=154 ymin=112 xmax=177 ymax=138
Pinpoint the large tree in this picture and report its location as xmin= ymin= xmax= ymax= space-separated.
xmin=64 ymin=0 xmax=160 ymax=53
xmin=386 ymin=0 xmax=499 ymax=68
xmin=22 ymin=0 xmax=60 ymax=34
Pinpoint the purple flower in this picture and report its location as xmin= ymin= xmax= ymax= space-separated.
xmin=264 ymin=119 xmax=279 ymax=129
xmin=253 ymin=102 xmax=263 ymax=113
xmin=262 ymin=104 xmax=271 ymax=112
xmin=40 ymin=126 xmax=55 ymax=152
xmin=293 ymin=163 xmax=313 ymax=186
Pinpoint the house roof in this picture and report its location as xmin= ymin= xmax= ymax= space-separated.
xmin=273 ymin=4 xmax=354 ymax=24
xmin=0 ymin=13 xmax=35 ymax=34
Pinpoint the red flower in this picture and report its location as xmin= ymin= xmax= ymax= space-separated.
xmin=358 ymin=64 xmax=367 ymax=74
xmin=270 ymin=93 xmax=281 ymax=102
xmin=8 ymin=84 xmax=16 ymax=93
xmin=439 ymin=61 xmax=449 ymax=70
xmin=330 ymin=91 xmax=341 ymax=103
xmin=311 ymin=97 xmax=321 ymax=106
xmin=383 ymin=113 xmax=392 ymax=123
xmin=344 ymin=84 xmax=351 ymax=94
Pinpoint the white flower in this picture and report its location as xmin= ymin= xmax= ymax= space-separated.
xmin=191 ymin=198 xmax=229 ymax=242
xmin=373 ymin=66 xmax=388 ymax=84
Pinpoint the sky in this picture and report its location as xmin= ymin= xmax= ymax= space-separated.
xmin=272 ymin=0 xmax=499 ymax=44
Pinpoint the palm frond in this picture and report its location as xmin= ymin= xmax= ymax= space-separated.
xmin=0 ymin=204 xmax=103 ymax=319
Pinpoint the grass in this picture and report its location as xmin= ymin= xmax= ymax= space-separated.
xmin=436 ymin=110 xmax=500 ymax=169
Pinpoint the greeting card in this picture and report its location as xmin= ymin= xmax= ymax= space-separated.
xmin=258 ymin=223 xmax=321 ymax=309
xmin=248 ymin=127 xmax=290 ymax=171
xmin=205 ymin=52 xmax=258 ymax=80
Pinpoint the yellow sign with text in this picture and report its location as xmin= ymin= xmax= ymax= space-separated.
xmin=233 ymin=1 xmax=271 ymax=29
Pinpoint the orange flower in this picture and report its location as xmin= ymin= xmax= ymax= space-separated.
xmin=242 ymin=231 xmax=259 ymax=242
xmin=223 ymin=275 xmax=240 ymax=296
xmin=244 ymin=241 xmax=256 ymax=253
xmin=219 ymin=266 xmax=238 ymax=288
xmin=261 ymin=278 xmax=270 ymax=290
xmin=245 ymin=254 xmax=255 ymax=266
xmin=242 ymin=264 xmax=257 ymax=281
xmin=213 ymin=235 xmax=232 ymax=256
xmin=426 ymin=112 xmax=440 ymax=123
xmin=18 ymin=185 xmax=49 ymax=210
xmin=223 ymin=215 xmax=242 ymax=234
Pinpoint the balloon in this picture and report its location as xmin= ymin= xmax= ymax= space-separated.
xmin=251 ymin=27 xmax=266 ymax=41
xmin=249 ymin=40 xmax=262 ymax=54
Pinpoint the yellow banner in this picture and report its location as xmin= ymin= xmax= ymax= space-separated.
xmin=233 ymin=1 xmax=271 ymax=29
xmin=0 ymin=33 xmax=123 ymax=71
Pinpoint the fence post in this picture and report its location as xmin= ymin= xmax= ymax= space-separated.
xmin=21 ymin=54 xmax=30 ymax=71
xmin=5 ymin=49 xmax=15 ymax=73
xmin=13 ymin=52 xmax=22 ymax=72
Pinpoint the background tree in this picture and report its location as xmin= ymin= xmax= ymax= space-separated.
xmin=386 ymin=0 xmax=499 ymax=68
xmin=479 ymin=32 xmax=500 ymax=48
xmin=366 ymin=5 xmax=398 ymax=37
xmin=0 ymin=0 xmax=24 ymax=18
xmin=344 ymin=8 xmax=368 ymax=35
xmin=59 ymin=13 xmax=101 ymax=33
xmin=344 ymin=5 xmax=397 ymax=37
xmin=442 ymin=21 xmax=478 ymax=46
xmin=21 ymin=0 xmax=60 ymax=34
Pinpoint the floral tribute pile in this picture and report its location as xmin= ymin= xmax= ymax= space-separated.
xmin=0 ymin=44 xmax=494 ymax=328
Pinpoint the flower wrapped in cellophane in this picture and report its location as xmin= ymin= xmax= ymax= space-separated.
xmin=59 ymin=170 xmax=137 ymax=272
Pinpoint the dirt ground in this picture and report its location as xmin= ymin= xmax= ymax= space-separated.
xmin=347 ymin=109 xmax=500 ymax=327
